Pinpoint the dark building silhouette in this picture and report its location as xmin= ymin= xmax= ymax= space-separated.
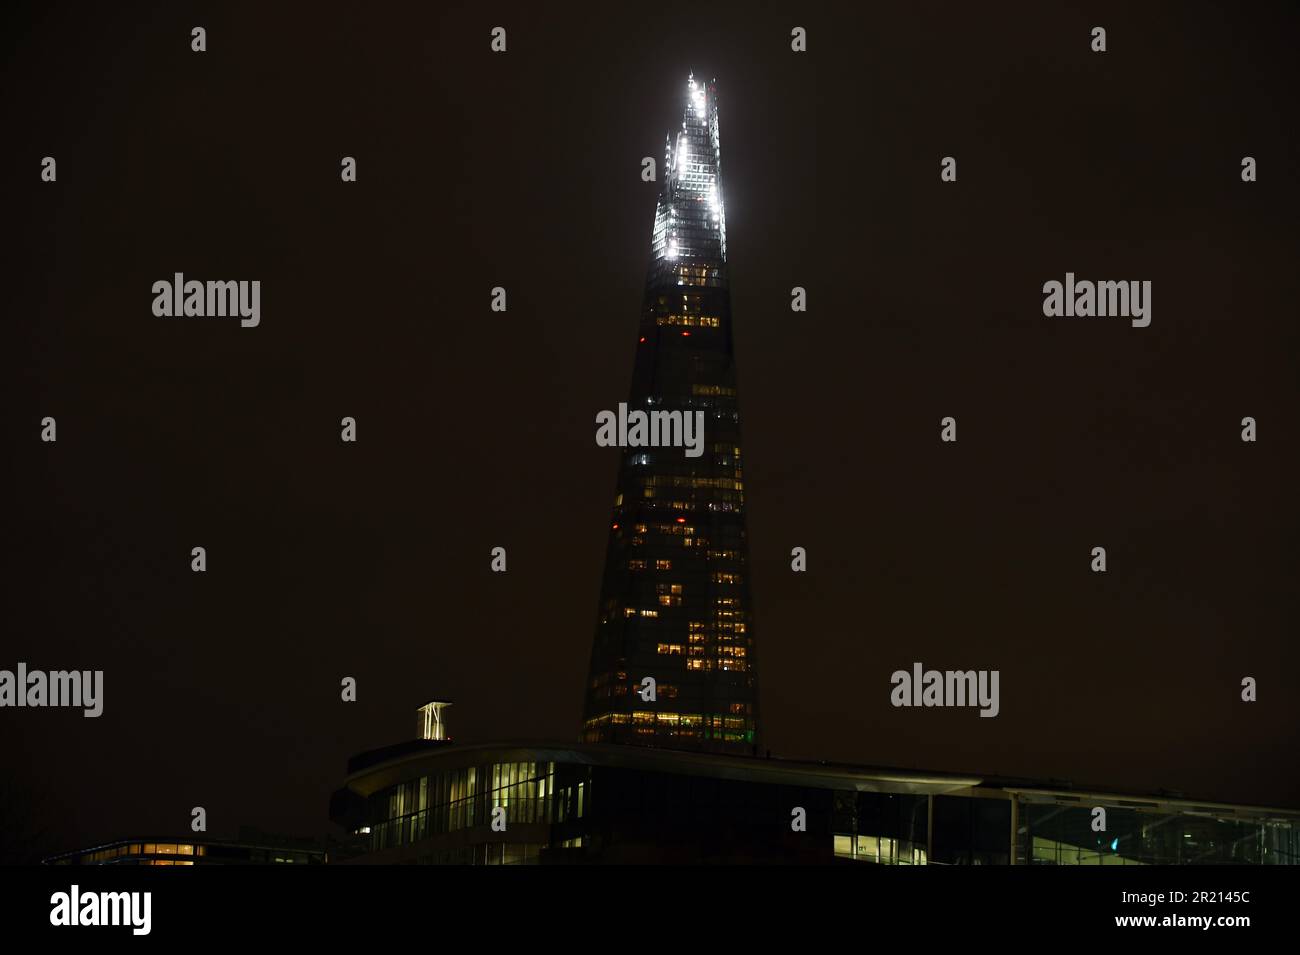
xmin=583 ymin=74 xmax=760 ymax=754
xmin=44 ymin=829 xmax=326 ymax=866
xmin=329 ymin=738 xmax=1300 ymax=865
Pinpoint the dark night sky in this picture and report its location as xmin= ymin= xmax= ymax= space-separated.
xmin=4 ymin=2 xmax=1298 ymax=856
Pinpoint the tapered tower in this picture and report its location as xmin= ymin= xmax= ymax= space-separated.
xmin=582 ymin=75 xmax=759 ymax=755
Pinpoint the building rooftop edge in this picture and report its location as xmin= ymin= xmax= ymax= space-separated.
xmin=41 ymin=836 xmax=326 ymax=865
xmin=337 ymin=738 xmax=1300 ymax=818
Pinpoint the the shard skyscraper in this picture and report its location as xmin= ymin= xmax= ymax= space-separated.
xmin=582 ymin=75 xmax=760 ymax=756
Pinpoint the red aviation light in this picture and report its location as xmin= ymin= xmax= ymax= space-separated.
xmin=612 ymin=523 xmax=619 ymax=530
xmin=676 ymin=517 xmax=687 ymax=524
xmin=639 ymin=337 xmax=646 ymax=343
xmin=681 ymin=331 xmax=691 ymax=337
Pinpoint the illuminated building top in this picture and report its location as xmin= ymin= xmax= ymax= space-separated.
xmin=649 ymin=74 xmax=727 ymax=287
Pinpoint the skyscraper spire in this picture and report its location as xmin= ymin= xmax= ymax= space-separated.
xmin=649 ymin=74 xmax=727 ymax=284
xmin=582 ymin=76 xmax=760 ymax=755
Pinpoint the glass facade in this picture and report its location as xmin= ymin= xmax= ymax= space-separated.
xmin=833 ymin=792 xmax=930 ymax=865
xmin=46 ymin=840 xmax=321 ymax=865
xmin=367 ymin=759 xmax=591 ymax=864
xmin=931 ymin=795 xmax=1013 ymax=865
xmin=1016 ymin=796 xmax=1300 ymax=866
xmin=584 ymin=74 xmax=760 ymax=755
xmin=344 ymin=745 xmax=1300 ymax=866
